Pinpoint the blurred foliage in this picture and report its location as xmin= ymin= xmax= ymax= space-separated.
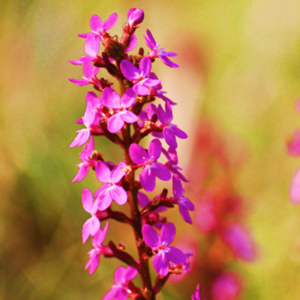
xmin=1 ymin=0 xmax=300 ymax=299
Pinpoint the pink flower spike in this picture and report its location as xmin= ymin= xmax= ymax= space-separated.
xmin=82 ymin=188 xmax=100 ymax=243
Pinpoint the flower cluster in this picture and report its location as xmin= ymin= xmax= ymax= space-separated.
xmin=69 ymin=8 xmax=198 ymax=299
xmin=287 ymin=99 xmax=300 ymax=204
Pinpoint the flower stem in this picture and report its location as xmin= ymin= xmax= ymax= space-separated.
xmin=122 ymin=123 xmax=155 ymax=300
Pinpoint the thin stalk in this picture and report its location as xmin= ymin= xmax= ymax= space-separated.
xmin=119 ymin=81 xmax=155 ymax=300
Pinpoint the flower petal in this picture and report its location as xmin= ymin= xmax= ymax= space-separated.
xmin=121 ymin=111 xmax=138 ymax=124
xmin=166 ymin=246 xmax=186 ymax=264
xmin=110 ymin=185 xmax=128 ymax=205
xmin=142 ymin=224 xmax=160 ymax=248
xmin=140 ymin=167 xmax=156 ymax=192
xmin=107 ymin=113 xmax=124 ymax=133
xmin=120 ymin=60 xmax=139 ymax=80
xmin=153 ymin=163 xmax=171 ymax=181
xmin=139 ymin=57 xmax=152 ymax=77
xmin=148 ymin=138 xmax=162 ymax=161
xmin=129 ymin=143 xmax=148 ymax=164
xmin=126 ymin=34 xmax=137 ymax=52
xmin=82 ymin=188 xmax=93 ymax=213
xmin=152 ymin=252 xmax=169 ymax=276
xmin=90 ymin=14 xmax=102 ymax=32
xmin=95 ymin=161 xmax=111 ymax=183
xmin=161 ymin=223 xmax=176 ymax=245
xmin=121 ymin=87 xmax=136 ymax=108
xmin=103 ymin=12 xmax=118 ymax=31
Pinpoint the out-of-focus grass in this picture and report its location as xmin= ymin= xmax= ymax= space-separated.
xmin=1 ymin=0 xmax=300 ymax=299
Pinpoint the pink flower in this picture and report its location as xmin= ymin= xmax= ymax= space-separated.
xmin=172 ymin=174 xmax=195 ymax=224
xmin=152 ymin=102 xmax=188 ymax=149
xmin=85 ymin=222 xmax=113 ymax=275
xmin=72 ymin=137 xmax=96 ymax=182
xmin=142 ymin=223 xmax=186 ymax=276
xmin=69 ymin=33 xmax=100 ymax=65
xmin=144 ymin=29 xmax=179 ymax=68
xmin=94 ymin=161 xmax=127 ymax=210
xmin=68 ymin=62 xmax=100 ymax=86
xmin=102 ymin=265 xmax=138 ymax=300
xmin=79 ymin=13 xmax=118 ymax=40
xmin=69 ymin=101 xmax=96 ymax=147
xmin=101 ymin=87 xmax=138 ymax=133
xmin=120 ymin=57 xmax=160 ymax=95
xmin=129 ymin=139 xmax=171 ymax=192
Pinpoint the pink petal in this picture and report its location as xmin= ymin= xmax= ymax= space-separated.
xmin=110 ymin=185 xmax=127 ymax=205
xmin=103 ymin=12 xmax=118 ymax=31
xmin=139 ymin=57 xmax=152 ymax=77
xmin=95 ymin=161 xmax=111 ymax=183
xmin=125 ymin=34 xmax=137 ymax=52
xmin=142 ymin=224 xmax=160 ymax=248
xmin=161 ymin=223 xmax=176 ymax=245
xmin=121 ymin=111 xmax=138 ymax=123
xmin=102 ymin=87 xmax=121 ymax=109
xmin=148 ymin=138 xmax=162 ymax=161
xmin=120 ymin=60 xmax=139 ymax=80
xmin=82 ymin=188 xmax=93 ymax=213
xmin=133 ymin=81 xmax=150 ymax=95
xmin=72 ymin=164 xmax=89 ymax=182
xmin=90 ymin=14 xmax=102 ymax=32
xmin=152 ymin=252 xmax=169 ymax=276
xmin=69 ymin=129 xmax=90 ymax=148
xmin=121 ymin=87 xmax=136 ymax=108
xmin=129 ymin=143 xmax=148 ymax=164
xmin=140 ymin=167 xmax=156 ymax=192
xmin=107 ymin=113 xmax=124 ymax=133
xmin=166 ymin=246 xmax=186 ymax=264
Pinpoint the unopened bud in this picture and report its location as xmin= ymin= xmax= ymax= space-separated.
xmin=128 ymin=8 xmax=144 ymax=28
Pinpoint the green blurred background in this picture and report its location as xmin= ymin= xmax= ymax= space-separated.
xmin=1 ymin=0 xmax=300 ymax=299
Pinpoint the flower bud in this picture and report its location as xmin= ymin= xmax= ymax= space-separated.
xmin=128 ymin=8 xmax=144 ymax=28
